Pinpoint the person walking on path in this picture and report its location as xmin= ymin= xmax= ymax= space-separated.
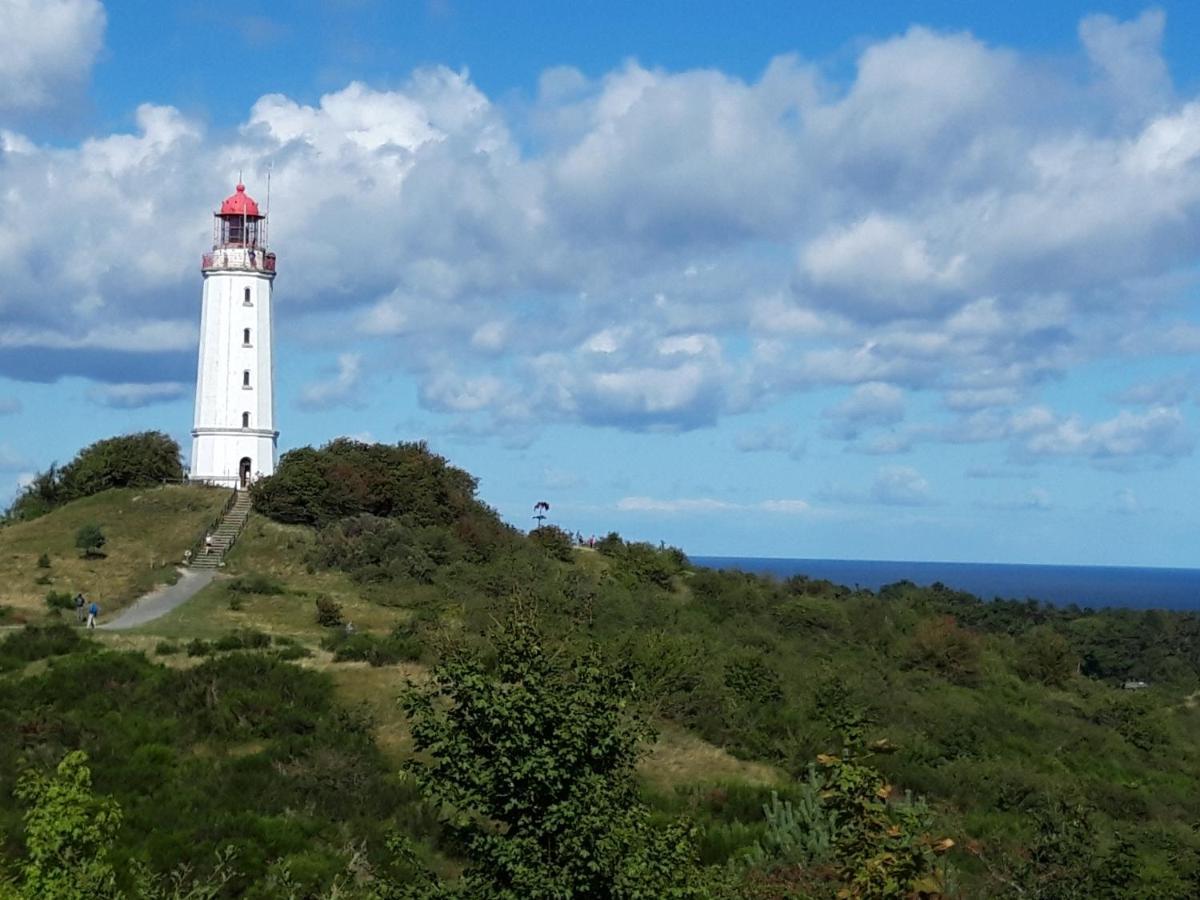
xmin=74 ymin=593 xmax=86 ymax=624
xmin=87 ymin=601 xmax=99 ymax=630
xmin=204 ymin=532 xmax=214 ymax=555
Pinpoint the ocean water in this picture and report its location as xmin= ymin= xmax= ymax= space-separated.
xmin=691 ymin=556 xmax=1200 ymax=611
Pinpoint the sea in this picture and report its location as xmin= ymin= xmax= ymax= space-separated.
xmin=690 ymin=556 xmax=1200 ymax=612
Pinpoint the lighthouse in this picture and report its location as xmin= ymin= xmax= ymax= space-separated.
xmin=190 ymin=183 xmax=278 ymax=488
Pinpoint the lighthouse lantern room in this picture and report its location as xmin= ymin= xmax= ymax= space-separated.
xmin=190 ymin=183 xmax=279 ymax=489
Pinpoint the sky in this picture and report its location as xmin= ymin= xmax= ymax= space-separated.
xmin=1 ymin=1 xmax=1200 ymax=567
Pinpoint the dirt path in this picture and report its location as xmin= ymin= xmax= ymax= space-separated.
xmin=99 ymin=568 xmax=216 ymax=630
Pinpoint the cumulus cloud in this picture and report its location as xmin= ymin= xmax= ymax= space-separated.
xmin=298 ymin=353 xmax=365 ymax=410
xmin=734 ymin=424 xmax=803 ymax=456
xmin=821 ymin=382 xmax=905 ymax=439
xmin=2 ymin=12 xmax=1200 ymax=466
xmin=870 ymin=465 xmax=934 ymax=506
xmin=0 ymin=0 xmax=105 ymax=112
xmin=87 ymin=382 xmax=187 ymax=409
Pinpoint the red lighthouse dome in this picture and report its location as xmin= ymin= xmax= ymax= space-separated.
xmin=219 ymin=183 xmax=262 ymax=218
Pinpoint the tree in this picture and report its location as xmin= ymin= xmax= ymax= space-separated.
xmin=401 ymin=615 xmax=707 ymax=898
xmin=1 ymin=751 xmax=122 ymax=900
xmin=75 ymin=524 xmax=107 ymax=558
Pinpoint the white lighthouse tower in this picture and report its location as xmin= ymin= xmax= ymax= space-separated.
xmin=190 ymin=183 xmax=278 ymax=488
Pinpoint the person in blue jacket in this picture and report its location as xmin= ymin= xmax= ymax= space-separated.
xmin=87 ymin=601 xmax=99 ymax=630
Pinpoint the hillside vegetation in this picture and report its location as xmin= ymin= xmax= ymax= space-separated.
xmin=0 ymin=485 xmax=229 ymax=619
xmin=3 ymin=437 xmax=1200 ymax=897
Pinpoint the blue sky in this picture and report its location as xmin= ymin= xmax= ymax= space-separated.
xmin=2 ymin=1 xmax=1200 ymax=566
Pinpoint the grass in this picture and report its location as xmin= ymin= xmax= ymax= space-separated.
xmin=0 ymin=485 xmax=231 ymax=619
xmin=129 ymin=513 xmax=409 ymax=642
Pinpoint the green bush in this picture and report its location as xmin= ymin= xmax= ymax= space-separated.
xmin=314 ymin=595 xmax=344 ymax=628
xmin=185 ymin=639 xmax=212 ymax=657
xmin=321 ymin=625 xmax=422 ymax=666
xmin=44 ymin=590 xmax=75 ymax=612
xmin=8 ymin=431 xmax=183 ymax=521
xmin=36 ymin=552 xmax=51 ymax=569
xmin=530 ymin=524 xmax=575 ymax=561
xmin=154 ymin=641 xmax=180 ymax=656
xmin=75 ymin=523 xmax=107 ymax=558
xmin=0 ymin=624 xmax=83 ymax=671
xmin=227 ymin=573 xmax=286 ymax=595
xmin=212 ymin=629 xmax=272 ymax=652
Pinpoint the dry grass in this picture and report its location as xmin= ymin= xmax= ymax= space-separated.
xmin=0 ymin=485 xmax=230 ymax=619
xmin=639 ymin=723 xmax=782 ymax=790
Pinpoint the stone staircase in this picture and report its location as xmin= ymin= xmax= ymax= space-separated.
xmin=190 ymin=490 xmax=253 ymax=569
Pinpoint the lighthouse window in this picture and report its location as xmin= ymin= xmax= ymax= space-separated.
xmin=243 ymin=370 xmax=251 ymax=388
xmin=242 ymin=412 xmax=250 ymax=428
xmin=243 ymin=328 xmax=251 ymax=346
xmin=243 ymin=287 xmax=252 ymax=305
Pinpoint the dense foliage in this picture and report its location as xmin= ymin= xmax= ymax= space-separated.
xmin=401 ymin=615 xmax=708 ymax=898
xmin=6 ymin=433 xmax=183 ymax=522
xmin=8 ymin=439 xmax=1200 ymax=896
xmin=0 ymin=628 xmax=429 ymax=897
xmin=250 ymin=439 xmax=491 ymax=530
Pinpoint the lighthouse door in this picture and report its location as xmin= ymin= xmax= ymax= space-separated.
xmin=239 ymin=457 xmax=252 ymax=488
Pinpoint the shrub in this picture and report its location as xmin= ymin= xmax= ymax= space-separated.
xmin=44 ymin=591 xmax=75 ymax=612
xmin=186 ymin=639 xmax=212 ymax=657
xmin=315 ymin=595 xmax=344 ymax=628
xmin=75 ymin=523 xmax=107 ymax=558
xmin=322 ymin=623 xmax=422 ymax=666
xmin=213 ymin=629 xmax=272 ymax=652
xmin=906 ymin=615 xmax=982 ymax=684
xmin=530 ymin=524 xmax=575 ymax=562
xmin=275 ymin=644 xmax=312 ymax=661
xmin=1015 ymin=625 xmax=1076 ymax=687
xmin=8 ymin=431 xmax=183 ymax=520
xmin=251 ymin=438 xmax=488 ymax=528
xmin=0 ymin=624 xmax=83 ymax=671
xmin=154 ymin=641 xmax=181 ymax=656
xmin=227 ymin=573 xmax=286 ymax=595
xmin=36 ymin=552 xmax=50 ymax=569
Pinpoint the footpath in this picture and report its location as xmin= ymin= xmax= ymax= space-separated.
xmin=99 ymin=568 xmax=216 ymax=630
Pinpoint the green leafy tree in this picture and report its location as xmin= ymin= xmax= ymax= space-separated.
xmin=2 ymin=751 xmax=122 ymax=900
xmin=75 ymin=524 xmax=107 ymax=558
xmin=7 ymin=432 xmax=183 ymax=521
xmin=1014 ymin=625 xmax=1076 ymax=687
xmin=401 ymin=615 xmax=708 ymax=898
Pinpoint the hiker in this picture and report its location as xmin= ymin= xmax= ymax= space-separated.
xmin=74 ymin=593 xmax=85 ymax=624
xmin=204 ymin=532 xmax=214 ymax=554
xmin=87 ymin=601 xmax=99 ymax=630
xmin=183 ymin=548 xmax=192 ymax=565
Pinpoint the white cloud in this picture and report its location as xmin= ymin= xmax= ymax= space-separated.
xmin=822 ymin=382 xmax=905 ymax=439
xmin=1020 ymin=405 xmax=1192 ymax=461
xmin=734 ymin=424 xmax=802 ymax=456
xmin=870 ymin=465 xmax=933 ymax=506
xmin=298 ymin=353 xmax=364 ymax=410
xmin=616 ymin=495 xmax=811 ymax=515
xmin=1 ymin=12 xmax=1199 ymax=464
xmin=0 ymin=0 xmax=105 ymax=111
xmin=87 ymin=382 xmax=187 ymax=409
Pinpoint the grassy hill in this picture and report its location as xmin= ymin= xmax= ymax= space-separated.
xmin=0 ymin=484 xmax=230 ymax=620
xmin=4 ymin=441 xmax=1200 ymax=896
